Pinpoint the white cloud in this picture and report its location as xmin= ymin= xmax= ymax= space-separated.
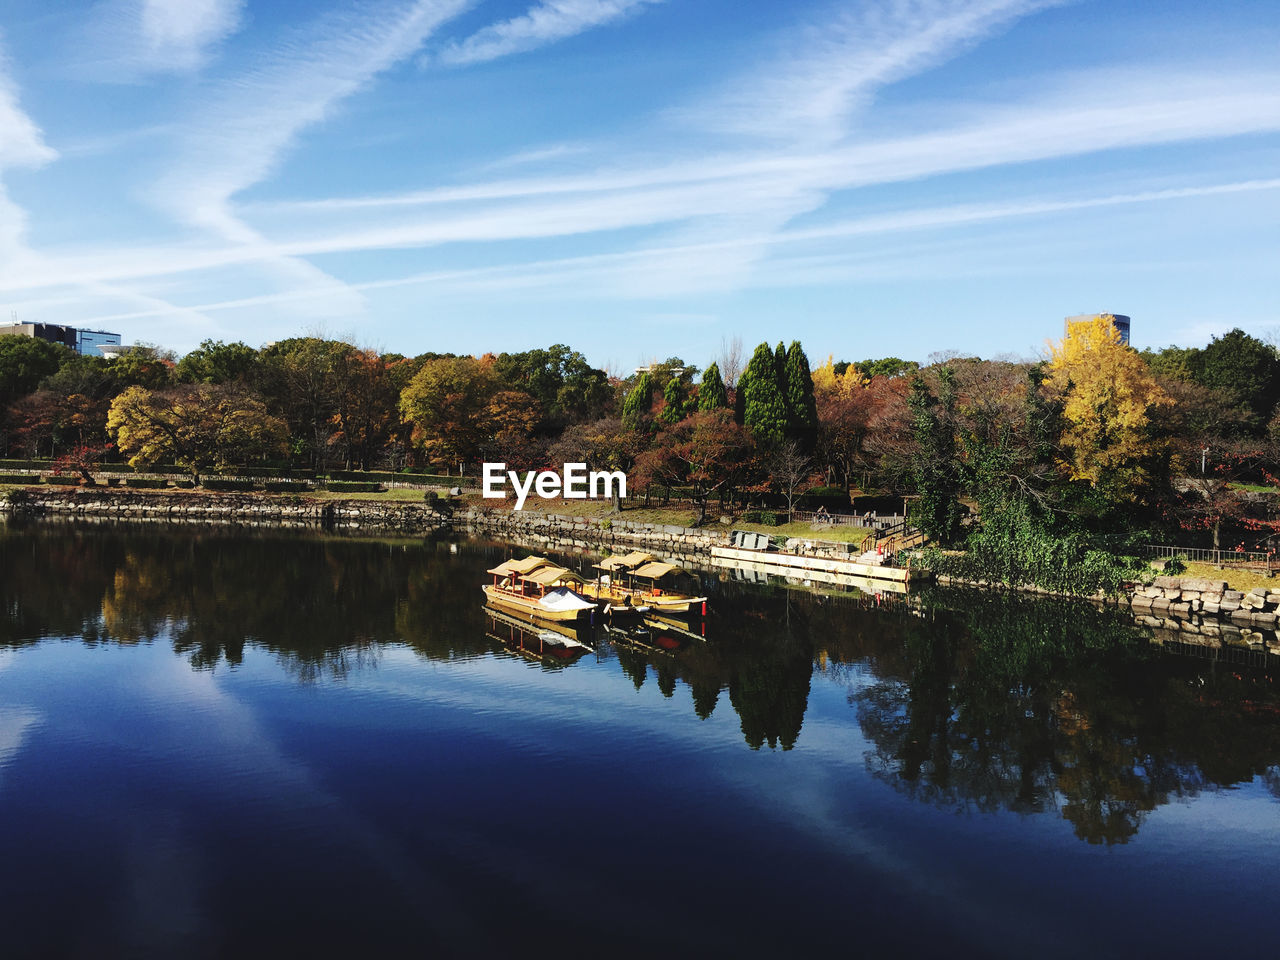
xmin=0 ymin=44 xmax=57 ymax=271
xmin=436 ymin=0 xmax=662 ymax=67
xmin=138 ymin=0 xmax=244 ymax=71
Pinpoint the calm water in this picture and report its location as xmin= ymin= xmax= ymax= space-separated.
xmin=1 ymin=522 xmax=1277 ymax=958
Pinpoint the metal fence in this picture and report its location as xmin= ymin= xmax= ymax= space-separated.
xmin=1143 ymin=544 xmax=1272 ymax=566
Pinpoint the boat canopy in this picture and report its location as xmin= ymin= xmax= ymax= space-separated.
xmin=631 ymin=561 xmax=679 ymax=580
xmin=595 ymin=551 xmax=654 ymax=571
xmin=487 ymin=555 xmax=552 ymax=577
xmin=523 ymin=565 xmax=584 ymax=586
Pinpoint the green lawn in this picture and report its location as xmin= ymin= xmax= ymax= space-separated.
xmin=1179 ymin=560 xmax=1278 ymax=593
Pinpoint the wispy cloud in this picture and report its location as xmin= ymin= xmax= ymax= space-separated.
xmin=81 ymin=0 xmax=245 ymax=77
xmin=0 ymin=42 xmax=57 ymax=268
xmin=138 ymin=0 xmax=245 ymax=71
xmin=149 ymin=0 xmax=472 ymax=319
xmin=679 ymin=0 xmax=1068 ymax=145
xmin=436 ymin=0 xmax=662 ymax=67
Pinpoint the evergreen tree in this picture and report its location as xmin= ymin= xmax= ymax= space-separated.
xmin=783 ymin=340 xmax=819 ymax=451
xmin=621 ymin=372 xmax=654 ymax=430
xmin=908 ymin=368 xmax=965 ymax=545
xmin=660 ymin=377 xmax=688 ymax=424
xmin=742 ymin=342 xmax=788 ymax=445
xmin=698 ymin=362 xmax=728 ymax=411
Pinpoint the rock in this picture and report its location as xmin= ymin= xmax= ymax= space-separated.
xmin=1223 ymin=590 xmax=1244 ymax=602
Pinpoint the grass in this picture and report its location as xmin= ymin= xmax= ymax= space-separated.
xmin=1179 ymin=560 xmax=1278 ymax=593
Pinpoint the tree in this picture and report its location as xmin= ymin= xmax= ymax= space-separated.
xmin=907 ymin=369 xmax=964 ymax=545
xmin=175 ymin=340 xmax=260 ymax=385
xmin=659 ymin=377 xmax=689 ymax=424
xmin=1046 ymin=315 xmax=1171 ymax=505
xmin=783 ymin=341 xmax=819 ymax=451
xmin=634 ymin=410 xmax=751 ymax=524
xmin=1191 ymin=328 xmax=1280 ymax=428
xmin=768 ymin=440 xmax=812 ymax=520
xmin=492 ymin=344 xmax=611 ymax=430
xmin=107 ymin=385 xmax=287 ymax=483
xmin=740 ymin=342 xmax=787 ymax=445
xmin=0 ymin=336 xmax=69 ymax=411
xmin=697 ymin=362 xmax=728 ymax=411
xmin=621 ymin=372 xmax=654 ymax=431
xmin=855 ymin=357 xmax=919 ymax=380
xmin=717 ymin=336 xmax=744 ymax=389
xmin=549 ymin=417 xmax=643 ymax=512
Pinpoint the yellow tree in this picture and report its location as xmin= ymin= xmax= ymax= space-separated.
xmin=811 ymin=355 xmax=866 ymax=397
xmin=107 ymin=385 xmax=287 ymax=484
xmin=1046 ymin=315 xmax=1170 ymax=502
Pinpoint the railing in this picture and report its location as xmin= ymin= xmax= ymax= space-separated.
xmin=789 ymin=509 xmax=870 ymax=527
xmin=1143 ymin=544 xmax=1272 ymax=567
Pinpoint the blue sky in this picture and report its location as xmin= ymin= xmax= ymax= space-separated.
xmin=0 ymin=0 xmax=1277 ymax=370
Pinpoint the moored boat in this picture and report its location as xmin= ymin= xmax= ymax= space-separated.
xmin=483 ymin=555 xmax=597 ymax=623
xmin=584 ymin=551 xmax=709 ymax=615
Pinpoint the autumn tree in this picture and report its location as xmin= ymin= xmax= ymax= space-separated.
xmin=634 ymin=410 xmax=751 ymax=524
xmin=107 ymin=385 xmax=287 ymax=483
xmin=491 ymin=344 xmax=611 ymax=430
xmin=399 ymin=355 xmax=536 ymax=472
xmin=1046 ymin=315 xmax=1171 ymax=506
xmin=175 ymin=340 xmax=260 ymax=385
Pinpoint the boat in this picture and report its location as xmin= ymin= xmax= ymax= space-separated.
xmin=583 ymin=551 xmax=710 ymax=615
xmin=484 ymin=604 xmax=592 ymax=663
xmin=483 ymin=555 xmax=598 ymax=623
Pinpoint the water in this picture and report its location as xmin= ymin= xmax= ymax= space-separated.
xmin=0 ymin=522 xmax=1277 ymax=958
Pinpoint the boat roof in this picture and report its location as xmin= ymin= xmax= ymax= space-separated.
xmin=632 ymin=561 xmax=679 ymax=579
xmin=487 ymin=555 xmax=553 ymax=577
xmin=595 ymin=551 xmax=655 ymax=571
xmin=523 ymin=565 xmax=584 ymax=585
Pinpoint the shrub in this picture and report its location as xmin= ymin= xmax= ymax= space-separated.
xmin=323 ymin=480 xmax=384 ymax=493
xmin=265 ymin=480 xmax=312 ymax=493
xmin=173 ymin=479 xmax=196 ymax=489
xmin=42 ymin=475 xmax=81 ymax=485
xmin=125 ymin=477 xmax=171 ymax=489
xmin=202 ymin=478 xmax=257 ymax=492
xmin=0 ymin=473 xmax=37 ymax=484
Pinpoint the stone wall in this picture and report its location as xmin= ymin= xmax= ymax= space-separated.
xmin=456 ymin=507 xmax=730 ymax=558
xmin=1129 ymin=575 xmax=1280 ymax=654
xmin=0 ymin=488 xmax=450 ymax=533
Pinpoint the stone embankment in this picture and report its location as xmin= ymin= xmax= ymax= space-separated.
xmin=456 ymin=507 xmax=730 ymax=558
xmin=1130 ymin=575 xmax=1280 ymax=655
xmin=0 ymin=488 xmax=450 ymax=533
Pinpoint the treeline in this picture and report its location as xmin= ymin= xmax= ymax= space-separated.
xmin=3 ymin=321 xmax=1280 ymax=561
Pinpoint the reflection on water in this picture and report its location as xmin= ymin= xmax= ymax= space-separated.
xmin=2 ymin=520 xmax=1276 ymax=847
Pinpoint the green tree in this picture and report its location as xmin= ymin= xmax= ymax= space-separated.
xmin=175 ymin=339 xmax=260 ymax=385
xmin=1191 ymin=328 xmax=1280 ymax=428
xmin=741 ymin=342 xmax=787 ymax=446
xmin=783 ymin=340 xmax=819 ymax=451
xmin=856 ymin=357 xmax=919 ymax=380
xmin=908 ymin=369 xmax=964 ymax=545
xmin=659 ymin=377 xmax=689 ymax=424
xmin=698 ymin=361 xmax=728 ymax=411
xmin=492 ymin=344 xmax=611 ymax=429
xmin=621 ymin=372 xmax=654 ymax=431
xmin=0 ymin=336 xmax=70 ymax=410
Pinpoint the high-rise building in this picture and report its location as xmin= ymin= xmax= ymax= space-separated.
xmin=0 ymin=322 xmax=123 ymax=356
xmin=1064 ymin=313 xmax=1130 ymax=346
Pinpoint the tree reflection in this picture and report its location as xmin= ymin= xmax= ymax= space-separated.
xmin=845 ymin=591 xmax=1280 ymax=844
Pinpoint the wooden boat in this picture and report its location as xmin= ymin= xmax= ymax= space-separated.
xmin=583 ymin=551 xmax=709 ymax=616
xmin=484 ymin=604 xmax=592 ymax=663
xmin=483 ymin=555 xmax=597 ymax=623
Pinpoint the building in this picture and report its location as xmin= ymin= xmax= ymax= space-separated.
xmin=1064 ymin=313 xmax=1130 ymax=346
xmin=0 ymin=322 xmax=123 ymax=357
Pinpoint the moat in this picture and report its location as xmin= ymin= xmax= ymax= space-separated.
xmin=1 ymin=522 xmax=1277 ymax=957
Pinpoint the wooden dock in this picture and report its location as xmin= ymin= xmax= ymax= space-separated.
xmin=707 ymin=545 xmax=919 ymax=591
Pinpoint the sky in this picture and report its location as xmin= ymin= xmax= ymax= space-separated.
xmin=0 ymin=0 xmax=1277 ymax=370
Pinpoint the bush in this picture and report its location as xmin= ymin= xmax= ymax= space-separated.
xmin=125 ymin=477 xmax=171 ymax=489
xmin=202 ymin=479 xmax=257 ymax=492
xmin=0 ymin=473 xmax=37 ymax=484
xmin=740 ymin=509 xmax=780 ymax=526
xmin=323 ymin=480 xmax=384 ymax=493
xmin=42 ymin=475 xmax=81 ymax=485
xmin=265 ymin=480 xmax=312 ymax=493
xmin=327 ymin=469 xmax=475 ymax=486
xmin=173 ymin=479 xmax=196 ymax=489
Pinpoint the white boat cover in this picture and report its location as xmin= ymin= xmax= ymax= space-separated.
xmin=538 ymin=587 xmax=596 ymax=613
